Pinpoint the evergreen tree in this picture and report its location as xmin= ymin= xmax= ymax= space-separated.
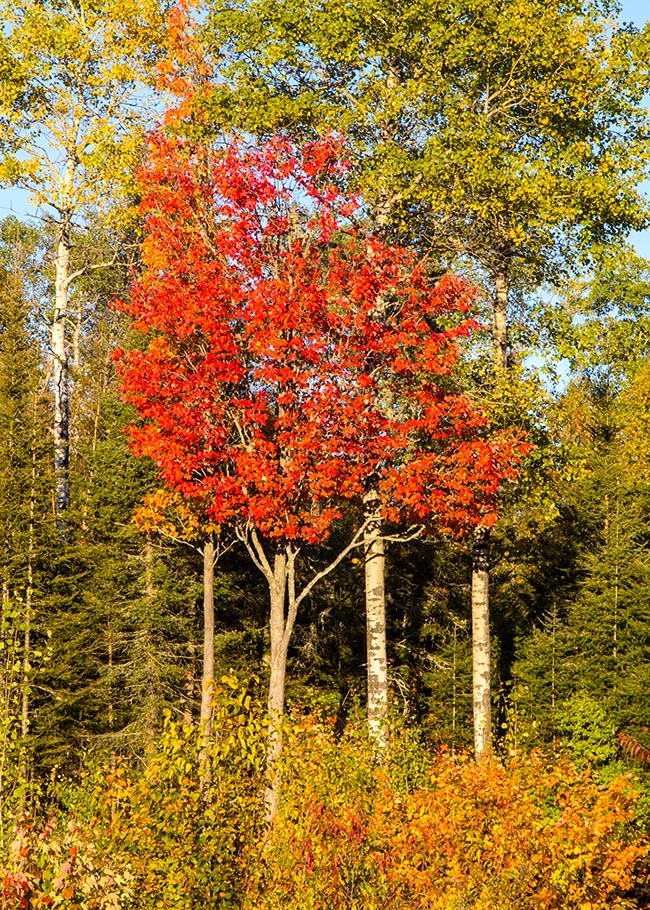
xmin=514 ymin=377 xmax=650 ymax=751
xmin=0 ymin=216 xmax=54 ymax=795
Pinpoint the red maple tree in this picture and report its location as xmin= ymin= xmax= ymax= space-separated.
xmin=116 ymin=132 xmax=525 ymax=793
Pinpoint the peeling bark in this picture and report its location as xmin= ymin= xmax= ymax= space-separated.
xmin=472 ymin=525 xmax=492 ymax=760
xmin=364 ymin=489 xmax=388 ymax=749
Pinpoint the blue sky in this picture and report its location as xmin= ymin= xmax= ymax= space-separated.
xmin=621 ymin=0 xmax=649 ymax=25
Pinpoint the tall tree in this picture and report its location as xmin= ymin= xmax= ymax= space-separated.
xmin=0 ymin=0 xmax=166 ymax=520
xmin=117 ymin=133 xmax=520 ymax=810
xmin=199 ymin=0 xmax=650 ymax=758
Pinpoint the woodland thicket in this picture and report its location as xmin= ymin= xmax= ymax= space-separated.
xmin=2 ymin=0 xmax=650 ymax=906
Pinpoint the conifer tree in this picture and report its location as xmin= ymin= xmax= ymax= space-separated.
xmin=0 ymin=217 xmax=53 ymax=790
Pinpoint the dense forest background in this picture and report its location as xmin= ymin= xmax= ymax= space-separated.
xmin=3 ymin=0 xmax=650 ymax=906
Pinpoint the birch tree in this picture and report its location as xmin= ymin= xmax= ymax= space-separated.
xmin=201 ymin=0 xmax=650 ymax=759
xmin=0 ymin=0 xmax=166 ymax=520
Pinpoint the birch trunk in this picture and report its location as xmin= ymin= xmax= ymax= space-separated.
xmin=364 ymin=489 xmax=388 ymax=749
xmin=52 ymin=181 xmax=74 ymax=518
xmin=471 ymin=525 xmax=492 ymax=760
xmin=199 ymin=537 xmax=215 ymax=795
xmin=361 ymin=115 xmax=397 ymax=752
xmin=470 ymin=266 xmax=509 ymax=761
xmin=493 ymin=270 xmax=508 ymax=372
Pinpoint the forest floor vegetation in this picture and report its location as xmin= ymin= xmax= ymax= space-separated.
xmin=2 ymin=680 xmax=650 ymax=909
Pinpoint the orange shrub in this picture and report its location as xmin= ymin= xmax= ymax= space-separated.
xmin=3 ymin=714 xmax=647 ymax=910
xmin=257 ymin=727 xmax=649 ymax=910
xmin=1 ymin=813 xmax=134 ymax=910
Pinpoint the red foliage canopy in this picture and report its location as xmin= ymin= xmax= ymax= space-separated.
xmin=116 ymin=134 xmax=524 ymax=544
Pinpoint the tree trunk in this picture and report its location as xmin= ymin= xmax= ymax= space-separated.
xmin=469 ymin=264 xmax=510 ymax=760
xmin=52 ymin=201 xmax=73 ymax=519
xmin=493 ymin=270 xmax=508 ymax=372
xmin=22 ymin=411 xmax=37 ymax=741
xmin=471 ymin=525 xmax=492 ymax=760
xmin=264 ymin=546 xmax=290 ymax=820
xmin=242 ymin=525 xmax=368 ymax=820
xmin=364 ymin=488 xmax=388 ymax=749
xmin=199 ymin=537 xmax=215 ymax=795
xmin=143 ymin=536 xmax=157 ymax=755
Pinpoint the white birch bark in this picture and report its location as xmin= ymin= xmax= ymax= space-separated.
xmin=364 ymin=489 xmax=388 ymax=749
xmin=471 ymin=525 xmax=492 ymax=760
xmin=51 ymin=157 xmax=75 ymax=517
xmin=470 ymin=265 xmax=509 ymax=761
xmin=493 ymin=270 xmax=509 ymax=372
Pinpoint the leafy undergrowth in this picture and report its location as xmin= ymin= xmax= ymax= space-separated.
xmin=263 ymin=722 xmax=649 ymax=910
xmin=2 ymin=692 xmax=649 ymax=909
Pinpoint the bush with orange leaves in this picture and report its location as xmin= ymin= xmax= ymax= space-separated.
xmin=257 ymin=722 xmax=649 ymax=910
xmin=2 ymin=711 xmax=648 ymax=909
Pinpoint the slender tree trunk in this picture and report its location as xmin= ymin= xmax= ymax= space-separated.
xmin=201 ymin=537 xmax=215 ymax=731
xmin=143 ymin=536 xmax=157 ymax=754
xmin=493 ymin=270 xmax=508 ymax=372
xmin=471 ymin=525 xmax=492 ymax=760
xmin=21 ymin=425 xmax=36 ymax=741
xmin=469 ymin=264 xmax=510 ymax=761
xmin=364 ymin=488 xmax=388 ymax=749
xmin=265 ymin=546 xmax=290 ymax=821
xmin=199 ymin=537 xmax=215 ymax=795
xmin=52 ymin=201 xmax=73 ymax=518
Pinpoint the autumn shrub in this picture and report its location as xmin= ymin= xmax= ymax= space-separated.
xmin=3 ymin=707 xmax=648 ymax=910
xmin=102 ymin=675 xmax=267 ymax=910
xmin=255 ymin=726 xmax=649 ymax=910
xmin=2 ymin=676 xmax=267 ymax=910
xmin=1 ymin=811 xmax=134 ymax=910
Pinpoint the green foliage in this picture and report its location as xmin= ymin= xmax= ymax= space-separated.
xmin=203 ymin=0 xmax=650 ymax=272
xmin=102 ymin=677 xmax=267 ymax=909
xmin=555 ymin=694 xmax=619 ymax=768
xmin=513 ymin=371 xmax=650 ymax=758
xmin=0 ymin=0 xmax=165 ymax=225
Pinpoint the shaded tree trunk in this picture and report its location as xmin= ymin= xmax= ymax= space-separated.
xmin=264 ymin=545 xmax=294 ymax=821
xmin=21 ymin=417 xmax=36 ymax=741
xmin=199 ymin=536 xmax=215 ymax=794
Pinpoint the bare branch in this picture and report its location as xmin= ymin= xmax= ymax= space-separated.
xmin=294 ymin=519 xmax=370 ymax=610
